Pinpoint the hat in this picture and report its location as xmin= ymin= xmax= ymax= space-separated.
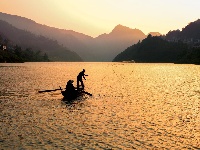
xmin=68 ymin=80 xmax=74 ymax=84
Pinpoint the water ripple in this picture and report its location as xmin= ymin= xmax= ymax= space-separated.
xmin=0 ymin=62 xmax=200 ymax=149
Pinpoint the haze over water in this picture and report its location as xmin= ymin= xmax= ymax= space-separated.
xmin=0 ymin=62 xmax=200 ymax=149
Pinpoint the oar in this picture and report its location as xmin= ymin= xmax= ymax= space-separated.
xmin=82 ymin=91 xmax=92 ymax=96
xmin=38 ymin=87 xmax=62 ymax=93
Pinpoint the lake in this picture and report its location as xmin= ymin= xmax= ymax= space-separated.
xmin=0 ymin=62 xmax=200 ymax=149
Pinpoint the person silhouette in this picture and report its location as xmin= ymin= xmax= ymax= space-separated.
xmin=65 ymin=80 xmax=77 ymax=99
xmin=77 ymin=69 xmax=88 ymax=90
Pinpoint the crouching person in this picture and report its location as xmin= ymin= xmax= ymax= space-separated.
xmin=65 ymin=80 xmax=77 ymax=100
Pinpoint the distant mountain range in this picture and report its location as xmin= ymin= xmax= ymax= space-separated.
xmin=0 ymin=12 xmax=149 ymax=61
xmin=2 ymin=12 xmax=198 ymax=63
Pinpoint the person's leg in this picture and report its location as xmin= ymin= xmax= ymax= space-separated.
xmin=81 ymin=80 xmax=84 ymax=89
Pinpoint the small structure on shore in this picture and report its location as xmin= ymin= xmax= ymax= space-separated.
xmin=122 ymin=60 xmax=135 ymax=63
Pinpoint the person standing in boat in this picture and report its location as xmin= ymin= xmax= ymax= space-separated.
xmin=77 ymin=69 xmax=88 ymax=90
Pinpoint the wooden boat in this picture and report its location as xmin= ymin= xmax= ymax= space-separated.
xmin=38 ymin=85 xmax=92 ymax=102
xmin=61 ymin=88 xmax=92 ymax=101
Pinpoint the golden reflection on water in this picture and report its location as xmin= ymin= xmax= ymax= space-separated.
xmin=0 ymin=62 xmax=200 ymax=149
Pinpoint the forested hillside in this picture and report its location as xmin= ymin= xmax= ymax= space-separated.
xmin=166 ymin=19 xmax=200 ymax=41
xmin=0 ymin=37 xmax=50 ymax=63
xmin=113 ymin=35 xmax=200 ymax=64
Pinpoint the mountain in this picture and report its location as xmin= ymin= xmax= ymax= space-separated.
xmin=0 ymin=20 xmax=82 ymax=61
xmin=0 ymin=12 xmax=94 ymax=61
xmin=113 ymin=35 xmax=189 ymax=63
xmin=0 ymin=12 xmax=147 ymax=61
xmin=91 ymin=25 xmax=146 ymax=61
xmin=113 ymin=19 xmax=200 ymax=64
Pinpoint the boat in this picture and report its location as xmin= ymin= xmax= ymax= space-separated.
xmin=38 ymin=83 xmax=92 ymax=102
xmin=61 ymin=88 xmax=92 ymax=101
xmin=61 ymin=89 xmax=83 ymax=101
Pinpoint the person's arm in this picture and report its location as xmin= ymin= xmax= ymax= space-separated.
xmin=84 ymin=72 xmax=88 ymax=77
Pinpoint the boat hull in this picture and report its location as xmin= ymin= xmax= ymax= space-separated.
xmin=61 ymin=90 xmax=83 ymax=101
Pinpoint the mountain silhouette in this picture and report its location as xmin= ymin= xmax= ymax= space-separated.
xmin=91 ymin=24 xmax=146 ymax=61
xmin=0 ymin=12 xmax=147 ymax=61
xmin=0 ymin=20 xmax=82 ymax=61
xmin=113 ymin=19 xmax=200 ymax=64
xmin=0 ymin=12 xmax=94 ymax=61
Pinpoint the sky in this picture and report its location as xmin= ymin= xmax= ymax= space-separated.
xmin=0 ymin=0 xmax=200 ymax=37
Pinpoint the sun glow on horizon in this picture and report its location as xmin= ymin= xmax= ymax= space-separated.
xmin=0 ymin=0 xmax=200 ymax=37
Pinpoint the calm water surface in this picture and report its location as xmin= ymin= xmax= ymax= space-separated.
xmin=0 ymin=62 xmax=200 ymax=149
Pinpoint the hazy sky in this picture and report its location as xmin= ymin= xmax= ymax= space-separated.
xmin=0 ymin=0 xmax=199 ymax=37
